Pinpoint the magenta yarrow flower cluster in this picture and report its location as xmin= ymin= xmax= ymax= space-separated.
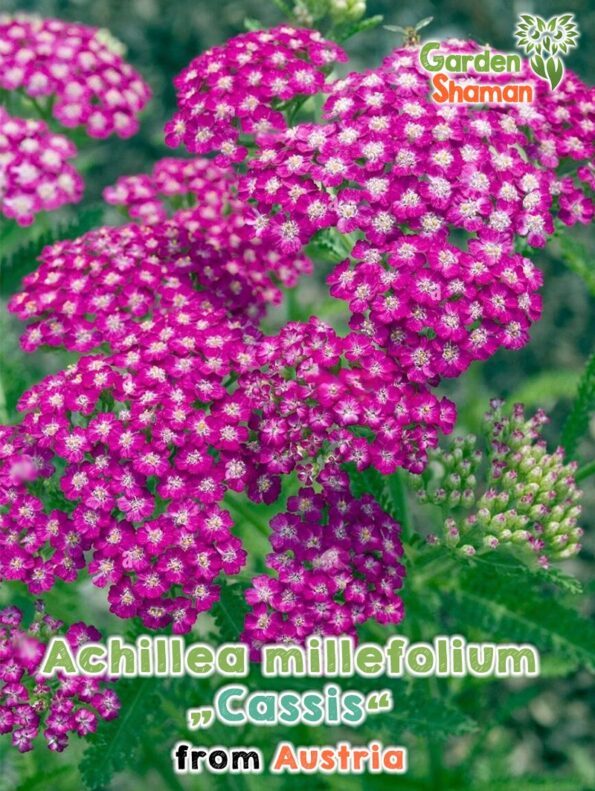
xmin=8 ymin=212 xmax=287 ymax=352
xmin=0 ymin=605 xmax=119 ymax=753
xmin=0 ymin=106 xmax=82 ymax=224
xmin=244 ymin=318 xmax=455 ymax=476
xmin=0 ymin=14 xmax=151 ymax=139
xmin=390 ymin=40 xmax=594 ymax=168
xmin=242 ymin=43 xmax=593 ymax=385
xmin=164 ymin=25 xmax=347 ymax=164
xmin=103 ymin=157 xmax=229 ymax=225
xmin=2 ymin=28 xmax=591 ymax=641
xmin=243 ymin=465 xmax=405 ymax=657
xmin=247 ymin=110 xmax=546 ymax=382
xmin=0 ymin=301 xmax=453 ymax=632
xmin=103 ymin=156 xmax=312 ymax=303
xmin=0 ymin=302 xmax=258 ymax=632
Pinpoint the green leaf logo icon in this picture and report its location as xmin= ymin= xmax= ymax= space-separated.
xmin=545 ymin=56 xmax=564 ymax=90
xmin=514 ymin=12 xmax=580 ymax=90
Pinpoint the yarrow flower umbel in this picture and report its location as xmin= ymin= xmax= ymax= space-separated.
xmin=2 ymin=28 xmax=591 ymax=648
xmin=0 ymin=604 xmax=119 ymax=753
xmin=102 ymin=157 xmax=312 ymax=305
xmin=242 ymin=317 xmax=456 ymax=477
xmin=0 ymin=106 xmax=82 ymax=225
xmin=164 ymin=25 xmax=347 ymax=164
xmin=0 ymin=304 xmax=454 ymax=632
xmin=0 ymin=303 xmax=257 ymax=632
xmin=8 ymin=213 xmax=280 ymax=352
xmin=0 ymin=14 xmax=151 ymax=139
xmin=242 ymin=465 xmax=405 ymax=657
xmin=242 ymin=40 xmax=593 ymax=385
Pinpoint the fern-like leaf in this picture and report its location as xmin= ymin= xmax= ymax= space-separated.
xmin=561 ymin=352 xmax=595 ymax=459
xmin=349 ymin=466 xmax=392 ymax=515
xmin=558 ymin=233 xmax=595 ymax=296
xmin=379 ymin=682 xmax=477 ymax=739
xmin=306 ymin=228 xmax=351 ymax=263
xmin=0 ymin=205 xmax=104 ymax=296
xmin=334 ymin=15 xmax=384 ymax=44
xmin=446 ymin=568 xmax=595 ymax=670
xmin=349 ymin=466 xmax=412 ymax=532
xmin=472 ymin=552 xmax=583 ymax=595
xmin=80 ymin=677 xmax=160 ymax=790
xmin=212 ymin=582 xmax=248 ymax=643
xmin=385 ymin=471 xmax=411 ymax=530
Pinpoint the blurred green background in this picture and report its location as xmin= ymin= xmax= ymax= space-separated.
xmin=0 ymin=1 xmax=593 ymax=790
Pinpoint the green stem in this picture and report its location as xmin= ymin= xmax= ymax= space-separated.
xmin=225 ymin=495 xmax=269 ymax=538
xmin=427 ymin=678 xmax=444 ymax=785
xmin=0 ymin=367 xmax=9 ymax=424
xmin=287 ymin=95 xmax=309 ymax=125
xmin=25 ymin=94 xmax=52 ymax=123
xmin=286 ymin=286 xmax=302 ymax=322
xmin=411 ymin=552 xmax=457 ymax=587
xmin=388 ymin=469 xmax=412 ymax=538
xmin=575 ymin=459 xmax=595 ymax=483
xmin=428 ymin=737 xmax=443 ymax=787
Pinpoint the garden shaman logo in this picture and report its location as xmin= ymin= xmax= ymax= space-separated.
xmin=514 ymin=13 xmax=579 ymax=90
xmin=420 ymin=13 xmax=579 ymax=104
xmin=420 ymin=44 xmax=535 ymax=104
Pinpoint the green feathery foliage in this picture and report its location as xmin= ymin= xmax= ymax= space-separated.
xmin=557 ymin=233 xmax=595 ymax=296
xmin=445 ymin=565 xmax=595 ymax=670
xmin=0 ymin=205 xmax=105 ymax=296
xmin=350 ymin=466 xmax=410 ymax=533
xmin=333 ymin=14 xmax=384 ymax=43
xmin=349 ymin=465 xmax=392 ymax=513
xmin=14 ymin=767 xmax=73 ymax=791
xmin=379 ymin=683 xmax=478 ymax=739
xmin=212 ymin=582 xmax=249 ymax=643
xmin=80 ymin=677 xmax=161 ymax=790
xmin=562 ymin=352 xmax=595 ymax=459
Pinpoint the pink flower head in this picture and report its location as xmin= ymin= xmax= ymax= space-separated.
xmin=102 ymin=157 xmax=312 ymax=305
xmin=8 ymin=216 xmax=268 ymax=351
xmin=0 ymin=14 xmax=151 ymax=139
xmin=0 ymin=605 xmax=118 ymax=753
xmin=165 ymin=26 xmax=346 ymax=163
xmin=243 ymin=466 xmax=405 ymax=653
xmin=0 ymin=301 xmax=261 ymax=632
xmin=0 ymin=107 xmax=82 ymax=225
xmin=243 ymin=40 xmax=592 ymax=387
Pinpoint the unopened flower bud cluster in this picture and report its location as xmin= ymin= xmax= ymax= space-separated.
xmin=329 ymin=0 xmax=366 ymax=23
xmin=415 ymin=400 xmax=583 ymax=567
